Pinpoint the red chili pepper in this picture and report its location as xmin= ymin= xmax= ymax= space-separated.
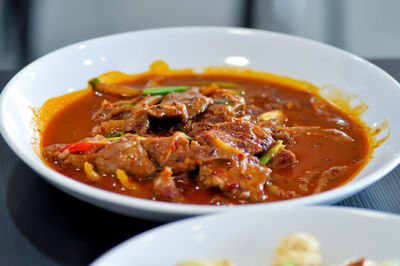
xmin=59 ymin=142 xmax=103 ymax=153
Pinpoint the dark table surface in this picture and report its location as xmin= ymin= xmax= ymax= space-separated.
xmin=1 ymin=59 xmax=400 ymax=266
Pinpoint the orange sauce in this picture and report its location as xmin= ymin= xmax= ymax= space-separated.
xmin=37 ymin=61 xmax=375 ymax=205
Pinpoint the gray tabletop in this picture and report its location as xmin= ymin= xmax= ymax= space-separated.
xmin=1 ymin=59 xmax=399 ymax=266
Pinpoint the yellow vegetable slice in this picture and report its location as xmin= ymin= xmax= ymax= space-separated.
xmin=83 ymin=161 xmax=101 ymax=182
xmin=116 ymin=169 xmax=138 ymax=190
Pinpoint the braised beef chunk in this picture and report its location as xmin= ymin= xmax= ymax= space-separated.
xmin=42 ymin=135 xmax=108 ymax=169
xmin=92 ymin=99 xmax=114 ymax=123
xmin=195 ymin=119 xmax=274 ymax=155
xmin=92 ymin=98 xmax=139 ymax=123
xmin=142 ymin=132 xmax=196 ymax=173
xmin=43 ymin=143 xmax=67 ymax=161
xmin=94 ymin=135 xmax=156 ymax=179
xmin=195 ymin=88 xmax=246 ymax=124
xmin=185 ymin=121 xmax=215 ymax=138
xmin=243 ymin=104 xmax=264 ymax=117
xmin=146 ymin=104 xmax=182 ymax=119
xmin=146 ymin=88 xmax=212 ymax=121
xmin=276 ymin=126 xmax=354 ymax=143
xmin=267 ymin=148 xmax=297 ymax=169
xmin=266 ymin=181 xmax=300 ymax=199
xmin=92 ymin=110 xmax=150 ymax=136
xmin=210 ymin=89 xmax=246 ymax=111
xmin=198 ymin=157 xmax=271 ymax=202
xmin=190 ymin=139 xmax=238 ymax=163
xmin=313 ymin=166 xmax=349 ymax=193
xmin=43 ymin=143 xmax=89 ymax=169
xmin=44 ymin=134 xmax=156 ymax=179
xmin=153 ymin=167 xmax=181 ymax=202
xmin=269 ymin=126 xmax=296 ymax=145
xmin=91 ymin=95 xmax=164 ymax=136
xmin=198 ymin=103 xmax=236 ymax=124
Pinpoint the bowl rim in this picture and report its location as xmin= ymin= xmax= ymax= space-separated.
xmin=1 ymin=26 xmax=400 ymax=219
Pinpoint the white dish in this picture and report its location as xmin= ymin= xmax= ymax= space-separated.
xmin=1 ymin=27 xmax=400 ymax=221
xmin=91 ymin=206 xmax=400 ymax=265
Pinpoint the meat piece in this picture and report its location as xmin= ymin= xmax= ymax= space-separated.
xmin=43 ymin=134 xmax=156 ymax=180
xmin=42 ymin=135 xmax=109 ymax=169
xmin=185 ymin=121 xmax=215 ymax=138
xmin=91 ymin=95 xmax=164 ymax=136
xmin=142 ymin=132 xmax=196 ymax=172
xmin=298 ymin=169 xmax=322 ymax=192
xmin=146 ymin=88 xmax=212 ymax=121
xmin=270 ymin=126 xmax=296 ymax=145
xmin=153 ymin=167 xmax=181 ymax=202
xmin=92 ymin=98 xmax=139 ymax=123
xmin=94 ymin=135 xmax=156 ymax=179
xmin=198 ymin=103 xmax=236 ymax=123
xmin=275 ymin=126 xmax=354 ymax=143
xmin=195 ymin=88 xmax=246 ymax=124
xmin=198 ymin=157 xmax=271 ymax=202
xmin=313 ymin=166 xmax=349 ymax=193
xmin=243 ymin=104 xmax=264 ymax=118
xmin=209 ymin=88 xmax=246 ymax=111
xmin=195 ymin=119 xmax=274 ymax=156
xmin=299 ymin=166 xmax=348 ymax=193
xmin=267 ymin=148 xmax=297 ymax=169
xmin=266 ymin=182 xmax=300 ymax=199
xmin=146 ymin=104 xmax=182 ymax=119
xmin=91 ymin=110 xmax=150 ymax=136
xmin=92 ymin=99 xmax=114 ymax=122
xmin=43 ymin=143 xmax=90 ymax=169
xmin=43 ymin=143 xmax=68 ymax=160
xmin=187 ymin=104 xmax=257 ymax=138
xmin=190 ymin=140 xmax=238 ymax=163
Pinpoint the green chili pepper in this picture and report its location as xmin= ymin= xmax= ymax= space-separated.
xmin=260 ymin=140 xmax=285 ymax=165
xmin=142 ymin=86 xmax=189 ymax=95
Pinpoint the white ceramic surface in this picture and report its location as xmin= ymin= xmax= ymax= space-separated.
xmin=91 ymin=206 xmax=400 ymax=266
xmin=1 ymin=27 xmax=400 ymax=221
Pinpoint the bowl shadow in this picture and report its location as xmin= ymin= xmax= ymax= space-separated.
xmin=7 ymin=161 xmax=162 ymax=265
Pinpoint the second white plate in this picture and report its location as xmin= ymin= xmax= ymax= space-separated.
xmin=91 ymin=206 xmax=400 ymax=266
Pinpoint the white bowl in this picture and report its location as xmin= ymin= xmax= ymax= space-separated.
xmin=91 ymin=206 xmax=400 ymax=265
xmin=1 ymin=27 xmax=399 ymax=221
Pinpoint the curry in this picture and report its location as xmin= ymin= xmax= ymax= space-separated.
xmin=40 ymin=62 xmax=370 ymax=205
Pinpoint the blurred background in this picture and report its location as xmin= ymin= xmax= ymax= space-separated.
xmin=1 ymin=0 xmax=399 ymax=71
